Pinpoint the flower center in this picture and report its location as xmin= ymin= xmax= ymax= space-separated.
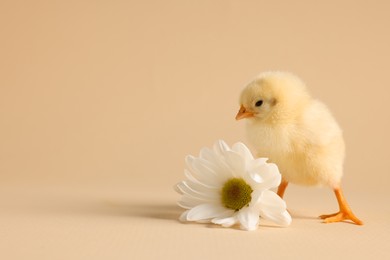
xmin=221 ymin=178 xmax=253 ymax=211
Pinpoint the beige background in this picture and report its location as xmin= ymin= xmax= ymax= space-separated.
xmin=1 ymin=0 xmax=390 ymax=259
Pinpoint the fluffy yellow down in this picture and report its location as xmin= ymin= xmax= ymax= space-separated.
xmin=239 ymin=71 xmax=345 ymax=188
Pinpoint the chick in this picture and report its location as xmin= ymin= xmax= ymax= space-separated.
xmin=236 ymin=71 xmax=363 ymax=225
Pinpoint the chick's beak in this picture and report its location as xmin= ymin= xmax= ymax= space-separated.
xmin=235 ymin=105 xmax=254 ymax=120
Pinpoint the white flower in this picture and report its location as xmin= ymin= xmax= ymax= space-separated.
xmin=175 ymin=140 xmax=291 ymax=231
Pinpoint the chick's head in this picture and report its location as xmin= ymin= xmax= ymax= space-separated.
xmin=236 ymin=71 xmax=310 ymax=123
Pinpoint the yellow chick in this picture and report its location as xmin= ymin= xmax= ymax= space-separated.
xmin=236 ymin=71 xmax=363 ymax=225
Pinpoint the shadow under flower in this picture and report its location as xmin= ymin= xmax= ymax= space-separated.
xmin=289 ymin=210 xmax=319 ymax=220
xmin=24 ymin=196 xmax=183 ymax=222
xmin=100 ymin=200 xmax=182 ymax=221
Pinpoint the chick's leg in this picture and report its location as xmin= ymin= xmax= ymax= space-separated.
xmin=320 ymin=187 xmax=363 ymax=225
xmin=277 ymin=179 xmax=289 ymax=199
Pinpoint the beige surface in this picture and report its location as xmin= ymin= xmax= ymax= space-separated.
xmin=1 ymin=1 xmax=390 ymax=259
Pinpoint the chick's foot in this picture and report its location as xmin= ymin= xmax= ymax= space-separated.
xmin=320 ymin=210 xmax=363 ymax=225
xmin=320 ymin=187 xmax=363 ymax=225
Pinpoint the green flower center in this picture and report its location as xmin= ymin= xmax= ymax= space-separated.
xmin=221 ymin=178 xmax=253 ymax=211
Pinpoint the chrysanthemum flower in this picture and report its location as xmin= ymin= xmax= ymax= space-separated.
xmin=175 ymin=140 xmax=291 ymax=231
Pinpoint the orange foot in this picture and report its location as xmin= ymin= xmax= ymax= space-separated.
xmin=320 ymin=211 xmax=363 ymax=225
xmin=319 ymin=187 xmax=363 ymax=225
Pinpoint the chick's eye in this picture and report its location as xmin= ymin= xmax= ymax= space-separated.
xmin=255 ymin=100 xmax=263 ymax=107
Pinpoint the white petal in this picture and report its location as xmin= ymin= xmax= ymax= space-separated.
xmin=237 ymin=207 xmax=260 ymax=231
xmin=186 ymin=203 xmax=229 ymax=221
xmin=258 ymin=190 xmax=291 ymax=226
xmin=193 ymin=158 xmax=228 ymax=185
xmin=278 ymin=211 xmax=292 ymax=226
xmin=185 ymin=156 xmax=221 ymax=188
xmin=213 ymin=140 xmax=230 ymax=156
xmin=261 ymin=210 xmax=292 ymax=227
xmin=174 ymin=182 xmax=183 ymax=195
xmin=192 ymin=158 xmax=218 ymax=176
xmin=199 ymin=147 xmax=219 ymax=164
xmin=176 ymin=182 xmax=219 ymax=201
xmin=177 ymin=200 xmax=199 ymax=209
xmin=212 ymin=155 xmax=235 ymax=178
xmin=185 ymin=179 xmax=219 ymax=196
xmin=232 ymin=142 xmax=254 ymax=162
xmin=248 ymin=163 xmax=281 ymax=190
xmin=249 ymin=172 xmax=262 ymax=183
xmin=248 ymin=189 xmax=263 ymax=208
xmin=205 ymin=140 xmax=238 ymax=179
xmin=184 ymin=169 xmax=221 ymax=189
xmin=212 ymin=216 xmax=237 ymax=227
xmin=223 ymin=150 xmax=246 ymax=177
xmin=184 ymin=169 xmax=203 ymax=186
xmin=184 ymin=170 xmax=226 ymax=199
xmin=248 ymin=158 xmax=268 ymax=171
xmin=179 ymin=210 xmax=189 ymax=222
xmin=259 ymin=190 xmax=286 ymax=212
xmin=200 ymin=147 xmax=232 ymax=179
xmin=178 ymin=194 xmax=207 ymax=209
xmin=210 ymin=209 xmax=236 ymax=226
